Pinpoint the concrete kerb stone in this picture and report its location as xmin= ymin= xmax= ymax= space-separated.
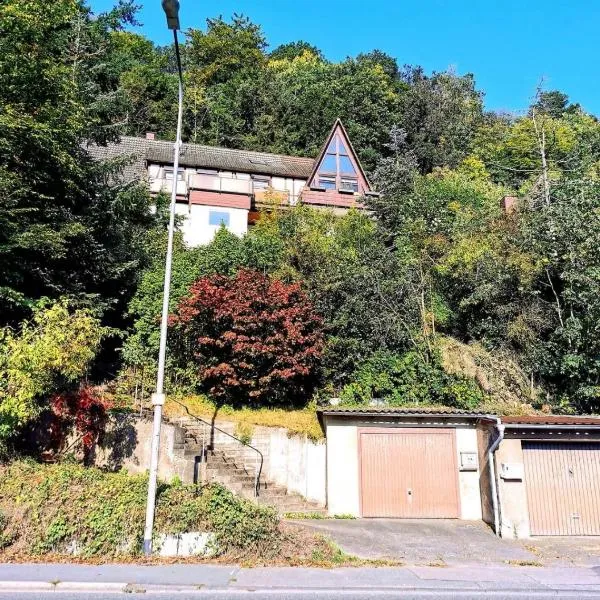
xmin=1 ymin=564 xmax=599 ymax=595
xmin=0 ymin=581 xmax=209 ymax=593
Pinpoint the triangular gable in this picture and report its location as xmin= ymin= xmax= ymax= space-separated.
xmin=307 ymin=119 xmax=372 ymax=193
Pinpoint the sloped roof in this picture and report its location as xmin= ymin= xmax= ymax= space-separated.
xmin=86 ymin=136 xmax=315 ymax=180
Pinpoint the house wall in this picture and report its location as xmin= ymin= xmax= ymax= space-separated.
xmin=477 ymin=425 xmax=494 ymax=526
xmin=326 ymin=418 xmax=361 ymax=515
xmin=495 ymin=438 xmax=531 ymax=539
xmin=324 ymin=416 xmax=483 ymax=519
xmin=456 ymin=428 xmax=483 ymax=520
xmin=176 ymin=202 xmax=249 ymax=246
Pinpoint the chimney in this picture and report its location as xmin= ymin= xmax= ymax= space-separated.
xmin=501 ymin=195 xmax=518 ymax=214
xmin=145 ymin=132 xmax=156 ymax=140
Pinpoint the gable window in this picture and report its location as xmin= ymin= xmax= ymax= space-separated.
xmin=340 ymin=178 xmax=359 ymax=193
xmin=209 ymin=210 xmax=230 ymax=227
xmin=318 ymin=177 xmax=336 ymax=190
xmin=315 ymin=133 xmax=359 ymax=193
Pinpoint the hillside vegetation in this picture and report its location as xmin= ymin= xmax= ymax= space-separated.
xmin=1 ymin=1 xmax=600 ymax=453
xmin=0 ymin=461 xmax=345 ymax=563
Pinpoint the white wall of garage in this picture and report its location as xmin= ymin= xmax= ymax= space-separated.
xmin=324 ymin=416 xmax=483 ymax=519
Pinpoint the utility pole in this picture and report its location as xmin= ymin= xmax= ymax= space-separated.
xmin=143 ymin=0 xmax=183 ymax=556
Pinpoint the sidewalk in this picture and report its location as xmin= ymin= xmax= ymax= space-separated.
xmin=0 ymin=562 xmax=599 ymax=595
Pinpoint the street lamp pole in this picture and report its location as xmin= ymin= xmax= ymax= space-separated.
xmin=143 ymin=0 xmax=183 ymax=556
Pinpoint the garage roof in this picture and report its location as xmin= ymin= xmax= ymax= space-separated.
xmin=319 ymin=407 xmax=492 ymax=416
xmin=317 ymin=407 xmax=600 ymax=430
xmin=502 ymin=415 xmax=600 ymax=426
xmin=317 ymin=407 xmax=496 ymax=428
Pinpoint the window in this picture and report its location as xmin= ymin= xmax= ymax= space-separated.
xmin=318 ymin=177 xmax=336 ymax=190
xmin=340 ymin=179 xmax=359 ymax=193
xmin=339 ymin=155 xmax=357 ymax=175
xmin=209 ymin=210 xmax=230 ymax=227
xmin=252 ymin=175 xmax=270 ymax=190
xmin=164 ymin=168 xmax=184 ymax=181
xmin=315 ymin=132 xmax=359 ymax=193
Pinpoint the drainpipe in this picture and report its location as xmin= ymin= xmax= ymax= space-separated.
xmin=487 ymin=418 xmax=505 ymax=537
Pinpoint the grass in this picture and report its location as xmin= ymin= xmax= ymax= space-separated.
xmin=506 ymin=559 xmax=543 ymax=567
xmin=164 ymin=395 xmax=324 ymax=441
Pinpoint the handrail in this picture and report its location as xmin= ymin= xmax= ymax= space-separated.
xmin=169 ymin=398 xmax=264 ymax=497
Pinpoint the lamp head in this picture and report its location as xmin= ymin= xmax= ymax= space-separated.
xmin=161 ymin=0 xmax=180 ymax=30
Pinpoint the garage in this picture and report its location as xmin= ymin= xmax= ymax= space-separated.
xmin=359 ymin=428 xmax=460 ymax=518
xmin=492 ymin=415 xmax=600 ymax=538
xmin=318 ymin=407 xmax=488 ymax=520
xmin=523 ymin=442 xmax=600 ymax=535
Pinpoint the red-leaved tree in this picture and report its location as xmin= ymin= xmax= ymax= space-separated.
xmin=171 ymin=269 xmax=324 ymax=406
xmin=49 ymin=386 xmax=113 ymax=462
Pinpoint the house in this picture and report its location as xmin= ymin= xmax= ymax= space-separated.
xmin=318 ymin=407 xmax=600 ymax=538
xmin=89 ymin=119 xmax=376 ymax=246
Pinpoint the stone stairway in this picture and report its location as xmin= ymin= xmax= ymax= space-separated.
xmin=175 ymin=416 xmax=327 ymax=515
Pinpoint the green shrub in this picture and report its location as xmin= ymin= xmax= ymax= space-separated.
xmin=0 ymin=461 xmax=282 ymax=558
xmin=202 ymin=484 xmax=280 ymax=557
xmin=0 ymin=511 xmax=12 ymax=550
xmin=0 ymin=300 xmax=104 ymax=444
xmin=340 ymin=350 xmax=484 ymax=409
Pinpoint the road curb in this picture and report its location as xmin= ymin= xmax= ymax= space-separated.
xmin=0 ymin=580 xmax=208 ymax=593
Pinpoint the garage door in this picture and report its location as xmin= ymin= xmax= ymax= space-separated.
xmin=359 ymin=428 xmax=460 ymax=518
xmin=523 ymin=442 xmax=600 ymax=535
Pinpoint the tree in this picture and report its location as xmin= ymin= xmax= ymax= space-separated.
xmin=397 ymin=67 xmax=484 ymax=173
xmin=270 ymin=41 xmax=323 ymax=61
xmin=0 ymin=0 xmax=158 ymax=327
xmin=518 ymin=178 xmax=600 ymax=412
xmin=185 ymin=15 xmax=267 ymax=87
xmin=0 ymin=300 xmax=103 ymax=444
xmin=529 ymin=90 xmax=579 ymax=119
xmin=171 ymin=270 xmax=324 ymax=406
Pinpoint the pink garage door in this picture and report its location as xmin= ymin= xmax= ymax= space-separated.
xmin=523 ymin=442 xmax=600 ymax=535
xmin=359 ymin=428 xmax=460 ymax=518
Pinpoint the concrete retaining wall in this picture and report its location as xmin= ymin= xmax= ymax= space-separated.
xmin=95 ymin=414 xmax=193 ymax=483
xmin=96 ymin=413 xmax=326 ymax=507
xmin=256 ymin=425 xmax=326 ymax=506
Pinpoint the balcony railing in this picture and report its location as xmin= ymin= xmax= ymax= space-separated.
xmin=190 ymin=174 xmax=252 ymax=195
xmin=149 ymin=178 xmax=187 ymax=196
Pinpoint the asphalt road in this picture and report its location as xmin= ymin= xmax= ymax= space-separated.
xmin=2 ymin=592 xmax=600 ymax=599
xmin=2 ymin=562 xmax=600 ymax=599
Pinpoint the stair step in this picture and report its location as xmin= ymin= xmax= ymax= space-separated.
xmin=171 ymin=416 xmax=324 ymax=514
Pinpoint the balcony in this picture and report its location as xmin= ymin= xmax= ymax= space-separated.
xmin=149 ymin=178 xmax=187 ymax=197
xmin=190 ymin=174 xmax=252 ymax=195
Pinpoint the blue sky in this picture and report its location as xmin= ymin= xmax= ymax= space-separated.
xmin=90 ymin=0 xmax=599 ymax=116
